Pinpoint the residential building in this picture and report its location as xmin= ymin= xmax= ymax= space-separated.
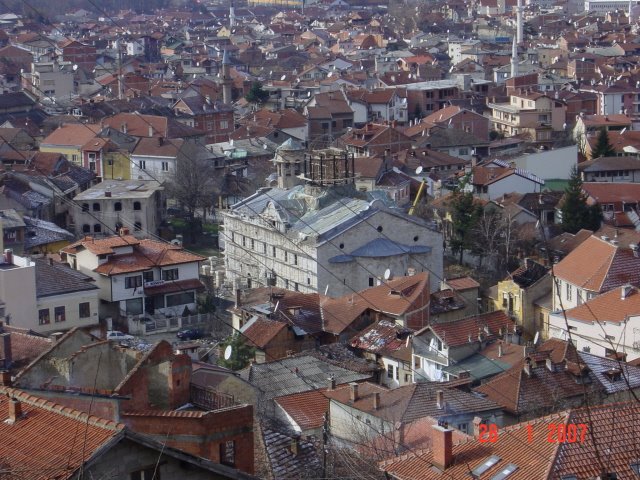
xmin=0 ymin=249 xmax=99 ymax=333
xmin=548 ymin=285 xmax=640 ymax=361
xmin=223 ymin=152 xmax=443 ymax=297
xmin=494 ymin=259 xmax=551 ymax=338
xmin=72 ymin=180 xmax=165 ymax=239
xmin=489 ymin=91 xmax=566 ymax=144
xmin=325 ymin=381 xmax=503 ymax=446
xmin=573 ymin=113 xmax=632 ymax=142
xmin=474 ymin=339 xmax=640 ymax=422
xmin=380 ymin=401 xmax=640 ymax=480
xmin=396 ymin=80 xmax=461 ymax=120
xmin=466 ymin=159 xmax=545 ymax=201
xmin=0 ymin=324 xmax=52 ymax=374
xmin=173 ymin=95 xmax=235 ymax=143
xmin=13 ymin=329 xmax=256 ymax=474
xmin=130 ymin=137 xmax=184 ymax=183
xmin=338 ymin=122 xmax=413 ymax=156
xmin=39 ymin=123 xmax=102 ymax=165
xmin=240 ymin=316 xmax=316 ymax=363
xmin=580 ymin=182 xmax=640 ymax=226
xmin=304 ymin=90 xmax=354 ymax=147
xmin=579 ymin=156 xmax=640 ymax=183
xmin=57 ymin=39 xmax=96 ymax=72
xmin=350 ymin=320 xmax=413 ymax=387
xmin=0 ymin=387 xmax=255 ymax=480
xmin=421 ymin=105 xmax=490 ymax=141
xmin=0 ymin=208 xmax=25 ymax=253
xmin=273 ymin=388 xmax=329 ymax=437
xmin=25 ymin=60 xmax=75 ymax=101
xmin=551 ymin=233 xmax=640 ymax=310
xmin=411 ymin=311 xmax=518 ymax=382
xmin=59 ymin=233 xmax=205 ymax=322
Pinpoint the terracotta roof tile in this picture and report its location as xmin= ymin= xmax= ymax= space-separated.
xmin=553 ymin=235 xmax=640 ymax=292
xmin=564 ymin=285 xmax=640 ymax=323
xmin=445 ymin=276 xmax=480 ymax=291
xmin=242 ymin=317 xmax=288 ymax=349
xmin=40 ymin=123 xmax=101 ymax=147
xmin=582 ymin=181 xmax=640 ymax=204
xmin=428 ymin=311 xmax=515 ymax=348
xmin=0 ymin=387 xmax=123 ymax=480
xmin=274 ymin=388 xmax=329 ymax=430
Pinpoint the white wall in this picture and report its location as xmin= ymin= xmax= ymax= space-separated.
xmin=511 ymin=145 xmax=577 ymax=181
xmin=35 ymin=290 xmax=99 ymax=334
xmin=130 ymin=154 xmax=176 ymax=183
xmin=487 ymin=174 xmax=542 ymax=200
xmin=0 ymin=256 xmax=37 ymax=326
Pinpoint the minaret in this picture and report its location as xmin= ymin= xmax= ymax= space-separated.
xmin=229 ymin=1 xmax=236 ymax=28
xmin=221 ymin=49 xmax=233 ymax=105
xmin=516 ymin=0 xmax=523 ymax=45
xmin=510 ymin=37 xmax=519 ymax=78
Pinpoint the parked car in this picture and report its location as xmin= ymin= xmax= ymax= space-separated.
xmin=176 ymin=328 xmax=205 ymax=340
xmin=106 ymin=330 xmax=134 ymax=341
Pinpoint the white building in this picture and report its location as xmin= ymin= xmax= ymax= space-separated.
xmin=60 ymin=233 xmax=205 ymax=320
xmin=0 ymin=248 xmax=99 ymax=334
xmin=130 ymin=137 xmax=184 ymax=184
xmin=584 ymin=0 xmax=638 ymax=12
xmin=223 ymin=155 xmax=444 ymax=297
xmin=549 ymin=285 xmax=640 ymax=361
xmin=72 ymin=180 xmax=165 ymax=239
xmin=27 ymin=61 xmax=74 ymax=101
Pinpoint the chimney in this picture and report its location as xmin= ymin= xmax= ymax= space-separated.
xmin=148 ymin=124 xmax=154 ymax=137
xmin=328 ymin=376 xmax=336 ymax=391
xmin=621 ymin=284 xmax=633 ymax=300
xmin=436 ymin=389 xmax=444 ymax=409
xmin=349 ymin=382 xmax=359 ymax=402
xmin=47 ymin=256 xmax=54 ymax=266
xmin=373 ymin=391 xmax=381 ymax=410
xmin=121 ymin=122 xmax=127 ymax=134
xmin=50 ymin=332 xmax=64 ymax=342
xmin=119 ymin=227 xmax=129 ymax=236
xmin=1 ymin=333 xmax=11 ymax=370
xmin=290 ymin=434 xmax=300 ymax=456
xmin=472 ymin=416 xmax=483 ymax=438
xmin=0 ymin=370 xmax=11 ymax=386
xmin=524 ymin=359 xmax=532 ymax=377
xmin=431 ymin=424 xmax=454 ymax=470
xmin=631 ymin=244 xmax=639 ymax=257
xmin=498 ymin=343 xmax=503 ymax=358
xmin=546 ymin=358 xmax=555 ymax=372
xmin=7 ymin=397 xmax=23 ymax=424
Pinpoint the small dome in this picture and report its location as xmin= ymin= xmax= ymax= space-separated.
xmin=276 ymin=138 xmax=304 ymax=152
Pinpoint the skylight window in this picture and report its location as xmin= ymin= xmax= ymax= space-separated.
xmin=630 ymin=462 xmax=640 ymax=476
xmin=470 ymin=455 xmax=501 ymax=477
xmin=491 ymin=464 xmax=518 ymax=480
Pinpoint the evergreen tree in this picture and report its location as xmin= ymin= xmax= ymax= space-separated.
xmin=450 ymin=191 xmax=482 ymax=265
xmin=245 ymin=81 xmax=269 ymax=105
xmin=590 ymin=127 xmax=616 ymax=159
xmin=218 ymin=334 xmax=255 ymax=371
xmin=561 ymin=166 xmax=603 ymax=234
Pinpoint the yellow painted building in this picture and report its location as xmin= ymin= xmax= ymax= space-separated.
xmin=39 ymin=124 xmax=101 ymax=166
xmin=102 ymin=151 xmax=132 ymax=180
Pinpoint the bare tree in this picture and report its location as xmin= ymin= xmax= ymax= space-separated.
xmin=165 ymin=141 xmax=222 ymax=243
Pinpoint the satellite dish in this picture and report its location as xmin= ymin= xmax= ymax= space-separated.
xmin=274 ymin=301 xmax=280 ymax=313
xmin=73 ymin=64 xmax=78 ymax=71
xmin=621 ymin=127 xmax=627 ymax=135
xmin=533 ymin=331 xmax=540 ymax=345
xmin=383 ymin=268 xmax=391 ymax=280
xmin=224 ymin=345 xmax=233 ymax=360
xmin=281 ymin=74 xmax=286 ymax=80
xmin=416 ymin=166 xmax=423 ymax=175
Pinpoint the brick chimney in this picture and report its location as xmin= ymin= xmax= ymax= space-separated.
xmin=431 ymin=424 xmax=454 ymax=470
xmin=7 ymin=397 xmax=23 ymax=424
xmin=436 ymin=389 xmax=444 ymax=409
xmin=472 ymin=416 xmax=483 ymax=438
xmin=373 ymin=391 xmax=380 ymax=410
xmin=290 ymin=434 xmax=300 ymax=456
xmin=349 ymin=382 xmax=359 ymax=402
xmin=0 ymin=333 xmax=11 ymax=370
xmin=0 ymin=370 xmax=11 ymax=386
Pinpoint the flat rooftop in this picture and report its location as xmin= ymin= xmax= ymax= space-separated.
xmin=74 ymin=180 xmax=162 ymax=201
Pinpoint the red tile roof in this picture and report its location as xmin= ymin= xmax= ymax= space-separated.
xmin=0 ymin=387 xmax=123 ymax=480
xmin=582 ymin=181 xmax=640 ymax=205
xmin=445 ymin=276 xmax=480 ymax=291
xmin=553 ymin=235 xmax=640 ymax=292
xmin=427 ymin=311 xmax=515 ymax=348
xmin=242 ymin=317 xmax=287 ymax=349
xmin=40 ymin=123 xmax=101 ymax=147
xmin=274 ymin=388 xmax=329 ymax=430
xmin=564 ymin=285 xmax=640 ymax=323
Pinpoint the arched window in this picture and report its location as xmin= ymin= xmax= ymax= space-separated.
xmin=114 ymin=202 xmax=122 ymax=211
xmin=134 ymin=221 xmax=142 ymax=231
xmin=133 ymin=201 xmax=141 ymax=211
xmin=82 ymin=224 xmax=90 ymax=233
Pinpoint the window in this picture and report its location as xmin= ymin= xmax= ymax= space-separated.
xmin=220 ymin=120 xmax=229 ymax=129
xmin=125 ymin=275 xmax=143 ymax=289
xmin=54 ymin=306 xmax=66 ymax=322
xmin=387 ymin=364 xmax=394 ymax=379
xmin=220 ymin=440 xmax=235 ymax=467
xmin=130 ymin=467 xmax=158 ymax=480
xmin=134 ymin=221 xmax=142 ymax=231
xmin=242 ymin=236 xmax=246 ymax=247
xmin=459 ymin=147 xmax=469 ymax=156
xmin=82 ymin=203 xmax=89 ymax=212
xmin=114 ymin=202 xmax=122 ymax=211
xmin=293 ymin=254 xmax=298 ymax=265
xmin=251 ymin=238 xmax=255 ymax=250
xmin=126 ymin=298 xmax=143 ymax=315
xmin=143 ymin=271 xmax=154 ymax=283
xmin=395 ymin=365 xmax=399 ymax=380
xmin=294 ymin=282 xmax=299 ymax=291
xmin=133 ymin=201 xmax=141 ymax=211
xmin=162 ymin=268 xmax=179 ymax=281
xmin=38 ymin=308 xmax=50 ymax=325
xmin=566 ymin=283 xmax=572 ymax=301
xmin=437 ymin=339 xmax=443 ymax=351
xmin=263 ymin=243 xmax=267 ymax=254
xmin=272 ymin=246 xmax=276 ymax=258
xmin=79 ymin=302 xmax=90 ymax=318
xmin=82 ymin=224 xmax=90 ymax=233
xmin=92 ymin=203 xmax=101 ymax=211
xmin=369 ymin=277 xmax=374 ymax=287
xmin=94 ymin=224 xmax=102 ymax=233
xmin=414 ymin=356 xmax=421 ymax=369
xmin=161 ymin=161 xmax=169 ymax=172
xmin=138 ymin=160 xmax=146 ymax=170
xmin=284 ymin=251 xmax=288 ymax=262
xmin=457 ymin=423 xmax=469 ymax=433
xmin=72 ymin=154 xmax=78 ymax=163
xmin=166 ymin=291 xmax=195 ymax=307
xmin=307 ymin=277 xmax=311 ymax=285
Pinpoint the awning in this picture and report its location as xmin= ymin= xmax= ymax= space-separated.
xmin=143 ymin=278 xmax=205 ymax=296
